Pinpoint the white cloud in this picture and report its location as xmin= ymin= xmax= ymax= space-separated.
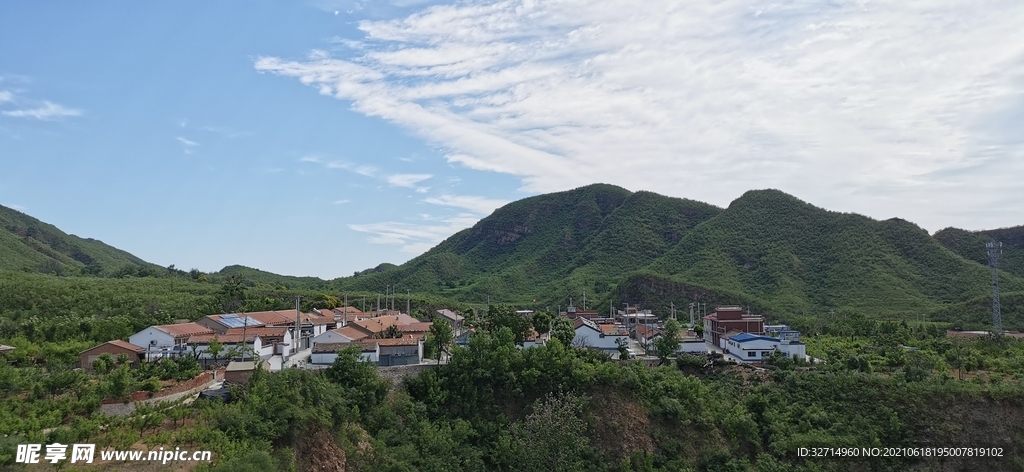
xmin=2 ymin=203 xmax=26 ymax=211
xmin=2 ymin=101 xmax=81 ymax=120
xmin=333 ymin=199 xmax=351 ymax=204
xmin=177 ymin=137 xmax=200 ymax=147
xmin=0 ymin=91 xmax=12 ymax=102
xmin=348 ymin=213 xmax=478 ymax=253
xmin=386 ymin=173 xmax=432 ymax=188
xmin=260 ymin=0 xmax=1024 ymax=231
xmin=423 ymin=194 xmax=508 ymax=215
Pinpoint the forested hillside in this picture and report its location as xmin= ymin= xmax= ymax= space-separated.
xmin=0 ymin=204 xmax=162 ymax=277
xmin=332 ymin=185 xmax=1024 ymax=329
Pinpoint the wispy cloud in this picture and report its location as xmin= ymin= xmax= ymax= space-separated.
xmin=2 ymin=101 xmax=81 ymax=120
xmin=201 ymin=126 xmax=252 ymax=138
xmin=0 ymin=91 xmax=12 ymax=102
xmin=258 ymin=0 xmax=1024 ymax=231
xmin=177 ymin=137 xmax=200 ymax=147
xmin=423 ymin=194 xmax=508 ymax=215
xmin=2 ymin=203 xmax=26 ymax=211
xmin=176 ymin=136 xmax=200 ymax=155
xmin=348 ymin=213 xmax=478 ymax=253
xmin=333 ymin=199 xmax=351 ymax=204
xmin=301 ymin=156 xmax=378 ymax=176
xmin=386 ymin=173 xmax=432 ymax=191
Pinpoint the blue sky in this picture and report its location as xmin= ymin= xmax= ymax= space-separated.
xmin=2 ymin=0 xmax=1023 ymax=279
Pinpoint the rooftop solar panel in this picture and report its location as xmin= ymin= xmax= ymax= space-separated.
xmin=218 ymin=314 xmax=263 ymax=328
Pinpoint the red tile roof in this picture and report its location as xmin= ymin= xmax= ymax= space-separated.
xmin=188 ymin=333 xmax=260 ymax=344
xmin=154 ymin=323 xmax=214 ymax=338
xmin=81 ymin=340 xmax=146 ymax=354
xmin=333 ymin=326 xmax=369 ymax=341
xmin=404 ymin=322 xmax=433 ymax=332
xmin=375 ymin=336 xmax=420 ymax=347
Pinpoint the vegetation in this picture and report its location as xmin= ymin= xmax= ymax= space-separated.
xmin=3 ymin=185 xmax=1024 ymax=470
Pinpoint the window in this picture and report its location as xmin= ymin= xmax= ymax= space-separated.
xmin=747 ymin=352 xmax=755 ymax=358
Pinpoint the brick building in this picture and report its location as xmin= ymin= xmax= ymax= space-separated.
xmin=79 ymin=340 xmax=146 ymax=371
xmin=702 ymin=306 xmax=765 ymax=347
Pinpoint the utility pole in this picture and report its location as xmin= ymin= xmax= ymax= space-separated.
xmin=294 ymin=295 xmax=301 ymax=355
xmin=689 ymin=303 xmax=695 ymax=327
xmin=407 ymin=289 xmax=410 ymax=316
xmin=988 ymin=241 xmax=1003 ymax=333
xmin=343 ymin=293 xmax=348 ymax=327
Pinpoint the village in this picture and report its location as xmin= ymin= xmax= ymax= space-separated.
xmin=67 ymin=298 xmax=810 ymax=403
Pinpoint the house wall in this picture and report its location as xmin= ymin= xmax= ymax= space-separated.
xmin=130 ymin=327 xmax=175 ymax=350
xmin=779 ymin=343 xmax=806 ymax=359
xmin=574 ymin=327 xmax=626 ymax=350
xmin=678 ymin=341 xmax=709 ymax=353
xmin=313 ymin=330 xmax=353 ymax=346
xmin=195 ymin=318 xmax=228 ymax=334
xmin=80 ymin=345 xmax=142 ymax=371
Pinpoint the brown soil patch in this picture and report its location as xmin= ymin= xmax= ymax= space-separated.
xmin=295 ymin=424 xmax=347 ymax=472
xmin=587 ymin=387 xmax=655 ymax=460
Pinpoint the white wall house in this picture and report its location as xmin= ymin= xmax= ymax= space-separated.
xmin=129 ymin=323 xmax=214 ymax=361
xmin=723 ymin=333 xmax=806 ymax=362
xmin=573 ymin=318 xmax=629 ymax=350
xmin=313 ymin=329 xmax=359 ymax=346
xmin=129 ymin=327 xmax=175 ymax=351
xmin=311 ymin=342 xmax=378 ymax=365
xmin=189 ymin=335 xmax=265 ymax=360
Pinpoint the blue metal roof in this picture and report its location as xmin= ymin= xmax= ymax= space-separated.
xmin=730 ymin=333 xmax=779 ymax=343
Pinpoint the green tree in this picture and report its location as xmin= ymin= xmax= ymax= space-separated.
xmin=485 ymin=304 xmax=533 ymax=344
xmin=381 ymin=324 xmax=404 ymax=339
xmin=653 ymin=318 xmax=682 ymax=365
xmin=551 ymin=316 xmax=575 ymax=348
xmin=324 ymin=345 xmax=389 ymax=415
xmin=497 ymin=392 xmax=591 ymax=471
xmin=428 ymin=318 xmax=454 ymax=365
xmin=532 ymin=311 xmax=553 ymax=335
xmin=207 ymin=338 xmax=224 ymax=366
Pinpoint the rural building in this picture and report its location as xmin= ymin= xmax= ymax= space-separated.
xmin=311 ymin=342 xmax=378 ymax=365
xmin=436 ymin=309 xmax=464 ymax=335
xmin=223 ymin=361 xmax=270 ymax=384
xmin=702 ymin=306 xmax=765 ymax=347
xmin=573 ymin=317 xmax=629 ymax=350
xmin=722 ymin=332 xmax=806 ymax=361
xmin=79 ymin=340 xmax=146 ymax=371
xmin=130 ymin=322 xmax=214 ymax=360
xmin=313 ymin=326 xmax=370 ymax=346
xmin=186 ymin=332 xmax=267 ymax=360
xmin=376 ymin=336 xmax=423 ymax=366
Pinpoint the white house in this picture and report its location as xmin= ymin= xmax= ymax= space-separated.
xmin=311 ymin=342 xmax=378 ymax=365
xmin=312 ymin=326 xmax=369 ymax=346
xmin=129 ymin=323 xmax=214 ymax=361
xmin=573 ymin=318 xmax=629 ymax=351
xmin=723 ymin=332 xmax=806 ymax=362
xmin=188 ymin=333 xmax=265 ymax=360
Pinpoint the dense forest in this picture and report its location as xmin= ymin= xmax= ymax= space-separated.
xmin=3 ymin=304 xmax=1024 ymax=471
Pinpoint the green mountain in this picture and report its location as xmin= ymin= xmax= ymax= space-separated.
xmin=333 ymin=185 xmax=1024 ymax=328
xmin=934 ymin=225 xmax=1024 ymax=278
xmin=0 ymin=204 xmax=162 ymax=277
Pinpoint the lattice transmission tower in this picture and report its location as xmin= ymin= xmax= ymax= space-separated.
xmin=987 ymin=241 xmax=1003 ymax=333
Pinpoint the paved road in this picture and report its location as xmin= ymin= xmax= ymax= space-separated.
xmin=284 ymin=348 xmax=312 ymax=368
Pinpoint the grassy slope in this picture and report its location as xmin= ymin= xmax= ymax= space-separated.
xmin=0 ymin=204 xmax=161 ymax=276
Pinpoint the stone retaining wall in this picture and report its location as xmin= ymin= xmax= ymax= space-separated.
xmin=101 ymin=370 xmax=217 ymax=404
